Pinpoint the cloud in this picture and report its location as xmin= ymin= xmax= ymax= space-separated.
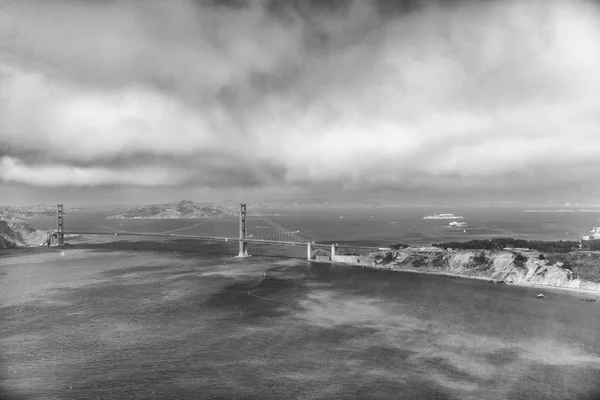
xmin=0 ymin=0 xmax=599 ymax=201
xmin=0 ymin=156 xmax=193 ymax=187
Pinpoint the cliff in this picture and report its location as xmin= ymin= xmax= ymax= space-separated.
xmin=356 ymin=249 xmax=600 ymax=292
xmin=0 ymin=220 xmax=49 ymax=249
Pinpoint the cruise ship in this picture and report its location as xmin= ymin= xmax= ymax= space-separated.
xmin=423 ymin=213 xmax=464 ymax=220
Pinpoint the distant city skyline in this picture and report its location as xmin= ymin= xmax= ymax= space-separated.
xmin=1 ymin=0 xmax=600 ymax=206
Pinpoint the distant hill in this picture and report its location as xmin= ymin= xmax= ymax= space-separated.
xmin=0 ymin=205 xmax=56 ymax=221
xmin=106 ymin=200 xmax=237 ymax=219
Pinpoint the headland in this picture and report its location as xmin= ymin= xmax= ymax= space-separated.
xmin=338 ymin=247 xmax=600 ymax=294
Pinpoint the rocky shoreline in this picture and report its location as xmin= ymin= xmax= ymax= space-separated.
xmin=349 ymin=249 xmax=600 ymax=293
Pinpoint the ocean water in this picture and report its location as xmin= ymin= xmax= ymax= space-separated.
xmin=1 ymin=207 xmax=600 ymax=399
xmin=28 ymin=206 xmax=600 ymax=246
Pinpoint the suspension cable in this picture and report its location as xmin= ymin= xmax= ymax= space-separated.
xmin=247 ymin=207 xmax=308 ymax=243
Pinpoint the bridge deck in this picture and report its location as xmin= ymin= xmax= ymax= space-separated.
xmin=65 ymin=231 xmax=309 ymax=247
xmin=63 ymin=232 xmax=381 ymax=251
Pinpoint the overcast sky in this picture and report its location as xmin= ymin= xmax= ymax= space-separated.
xmin=1 ymin=0 xmax=599 ymax=206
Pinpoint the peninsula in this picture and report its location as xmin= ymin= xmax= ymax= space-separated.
xmin=352 ymin=247 xmax=600 ymax=293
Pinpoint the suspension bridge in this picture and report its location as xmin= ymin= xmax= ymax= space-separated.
xmin=48 ymin=204 xmax=380 ymax=261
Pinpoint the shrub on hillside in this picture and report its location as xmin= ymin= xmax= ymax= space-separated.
xmin=471 ymin=251 xmax=492 ymax=270
xmin=513 ymin=253 xmax=528 ymax=269
xmin=434 ymin=238 xmax=581 ymax=253
xmin=580 ymin=239 xmax=600 ymax=251
xmin=411 ymin=255 xmax=427 ymax=268
xmin=432 ymin=253 xmax=447 ymax=268
xmin=381 ymin=252 xmax=394 ymax=264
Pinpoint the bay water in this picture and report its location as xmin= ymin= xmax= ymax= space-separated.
xmin=1 ymin=207 xmax=600 ymax=399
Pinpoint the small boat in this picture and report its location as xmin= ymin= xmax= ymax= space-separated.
xmin=449 ymin=221 xmax=468 ymax=227
xmin=537 ymin=294 xmax=545 ymax=299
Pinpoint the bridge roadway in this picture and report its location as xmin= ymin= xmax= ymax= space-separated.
xmin=47 ymin=205 xmax=383 ymax=256
xmin=63 ymin=231 xmax=380 ymax=252
xmin=64 ymin=231 xmax=324 ymax=248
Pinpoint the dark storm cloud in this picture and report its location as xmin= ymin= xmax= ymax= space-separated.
xmin=0 ymin=0 xmax=600 ymax=203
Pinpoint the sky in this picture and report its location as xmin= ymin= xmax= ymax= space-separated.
xmin=1 ymin=0 xmax=599 ymax=206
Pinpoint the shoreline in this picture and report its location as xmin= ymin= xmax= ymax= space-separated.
xmin=351 ymin=263 xmax=600 ymax=296
xmin=4 ymin=233 xmax=600 ymax=297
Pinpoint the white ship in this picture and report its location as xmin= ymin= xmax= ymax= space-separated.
xmin=449 ymin=221 xmax=468 ymax=227
xmin=423 ymin=213 xmax=464 ymax=220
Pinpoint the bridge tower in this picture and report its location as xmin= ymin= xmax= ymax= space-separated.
xmin=56 ymin=204 xmax=64 ymax=246
xmin=237 ymin=203 xmax=249 ymax=257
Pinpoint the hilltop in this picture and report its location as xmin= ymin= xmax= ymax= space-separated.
xmin=0 ymin=221 xmax=48 ymax=249
xmin=106 ymin=200 xmax=237 ymax=219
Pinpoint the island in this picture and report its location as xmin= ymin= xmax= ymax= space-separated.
xmin=106 ymin=200 xmax=238 ymax=219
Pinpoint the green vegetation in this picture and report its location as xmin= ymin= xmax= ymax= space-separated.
xmin=389 ymin=243 xmax=410 ymax=250
xmin=411 ymin=255 xmax=427 ymax=268
xmin=374 ymin=251 xmax=395 ymax=265
xmin=513 ymin=253 xmax=528 ymax=269
xmin=433 ymin=237 xmax=600 ymax=253
xmin=470 ymin=251 xmax=493 ymax=270
xmin=539 ymin=252 xmax=600 ymax=282
xmin=544 ymin=254 xmax=573 ymax=272
xmin=428 ymin=239 xmax=600 ymax=283
xmin=366 ymin=243 xmax=600 ymax=285
xmin=580 ymin=240 xmax=600 ymax=251
xmin=431 ymin=253 xmax=447 ymax=268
